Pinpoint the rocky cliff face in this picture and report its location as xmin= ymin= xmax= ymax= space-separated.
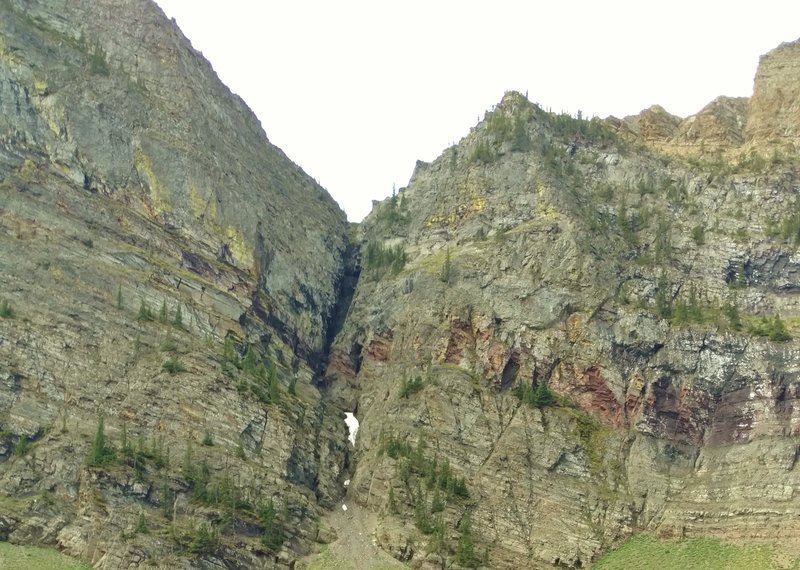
xmin=620 ymin=38 xmax=800 ymax=159
xmin=746 ymin=39 xmax=800 ymax=148
xmin=0 ymin=0 xmax=349 ymax=352
xmin=326 ymin=49 xmax=800 ymax=567
xmin=2 ymin=2 xmax=800 ymax=569
xmin=0 ymin=0 xmax=353 ymax=567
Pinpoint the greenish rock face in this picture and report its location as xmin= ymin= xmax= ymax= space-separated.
xmin=2 ymin=2 xmax=800 ymax=569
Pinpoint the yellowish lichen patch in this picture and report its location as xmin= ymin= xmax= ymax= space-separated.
xmin=566 ymin=312 xmax=587 ymax=343
xmin=134 ymin=147 xmax=171 ymax=214
xmin=180 ymin=405 xmax=204 ymax=422
xmin=425 ymin=212 xmax=458 ymax=227
xmin=206 ymin=196 xmax=218 ymax=222
xmin=627 ymin=374 xmax=645 ymax=397
xmin=18 ymin=158 xmax=36 ymax=182
xmin=54 ymin=161 xmax=71 ymax=176
xmin=32 ymin=94 xmax=66 ymax=138
xmin=536 ymin=182 xmax=560 ymax=220
xmin=225 ymin=225 xmax=254 ymax=268
xmin=426 ymin=196 xmax=484 ymax=227
xmin=33 ymin=78 xmax=48 ymax=96
xmin=0 ymin=36 xmax=21 ymax=65
xmin=49 ymin=264 xmax=65 ymax=281
xmin=469 ymin=194 xmax=486 ymax=213
xmin=158 ymin=47 xmax=179 ymax=67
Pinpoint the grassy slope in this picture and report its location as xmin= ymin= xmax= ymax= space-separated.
xmin=594 ymin=536 xmax=800 ymax=570
xmin=0 ymin=542 xmax=91 ymax=569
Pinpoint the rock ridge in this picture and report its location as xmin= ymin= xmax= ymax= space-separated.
xmin=613 ymin=37 xmax=800 ymax=159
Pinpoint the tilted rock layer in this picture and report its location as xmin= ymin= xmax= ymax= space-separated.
xmin=2 ymin=2 xmax=800 ymax=569
xmin=746 ymin=39 xmax=800 ymax=147
xmin=0 ymin=0 xmax=352 ymax=568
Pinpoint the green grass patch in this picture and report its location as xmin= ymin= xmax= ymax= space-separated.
xmin=303 ymin=547 xmax=353 ymax=570
xmin=594 ymin=535 xmax=796 ymax=570
xmin=0 ymin=299 xmax=14 ymax=318
xmin=0 ymin=542 xmax=91 ymax=569
xmin=745 ymin=315 xmax=791 ymax=342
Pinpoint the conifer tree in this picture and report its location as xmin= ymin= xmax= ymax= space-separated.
xmin=173 ymin=303 xmax=183 ymax=328
xmin=87 ymin=415 xmax=114 ymax=466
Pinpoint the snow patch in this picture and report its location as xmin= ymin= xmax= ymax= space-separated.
xmin=344 ymin=479 xmax=350 ymax=487
xmin=342 ymin=504 xmax=348 ymax=511
xmin=344 ymin=412 xmax=359 ymax=446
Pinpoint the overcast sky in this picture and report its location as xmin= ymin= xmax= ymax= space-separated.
xmin=154 ymin=1 xmax=800 ymax=221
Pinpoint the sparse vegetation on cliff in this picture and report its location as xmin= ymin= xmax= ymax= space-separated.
xmin=162 ymin=357 xmax=185 ymax=374
xmin=4 ymin=1 xmax=800 ymax=567
xmin=399 ymin=374 xmax=425 ymax=398
xmin=515 ymin=381 xmax=555 ymax=408
xmin=87 ymin=415 xmax=116 ymax=467
xmin=0 ymin=299 xmax=14 ymax=318
xmin=364 ymin=241 xmax=407 ymax=278
xmin=259 ymin=499 xmax=286 ymax=552
xmin=747 ymin=314 xmax=792 ymax=342
xmin=137 ymin=299 xmax=155 ymax=321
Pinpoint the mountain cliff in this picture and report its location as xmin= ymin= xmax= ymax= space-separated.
xmin=326 ymin=41 xmax=800 ymax=568
xmin=0 ymin=0 xmax=354 ymax=567
xmin=619 ymin=38 xmax=800 ymax=158
xmin=2 ymin=1 xmax=800 ymax=569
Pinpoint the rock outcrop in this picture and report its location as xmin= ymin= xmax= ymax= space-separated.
xmin=615 ymin=38 xmax=800 ymax=159
xmin=673 ymin=96 xmax=749 ymax=151
xmin=624 ymin=104 xmax=682 ymax=144
xmin=746 ymin=39 xmax=800 ymax=149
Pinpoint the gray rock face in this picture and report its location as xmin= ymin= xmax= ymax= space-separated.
xmin=0 ymin=0 xmax=351 ymax=567
xmin=0 ymin=0 xmax=348 ymax=356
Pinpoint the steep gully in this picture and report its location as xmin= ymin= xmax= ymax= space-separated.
xmin=317 ymin=240 xmax=364 ymax=498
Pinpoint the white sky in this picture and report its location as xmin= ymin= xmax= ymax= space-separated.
xmin=154 ymin=1 xmax=800 ymax=221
